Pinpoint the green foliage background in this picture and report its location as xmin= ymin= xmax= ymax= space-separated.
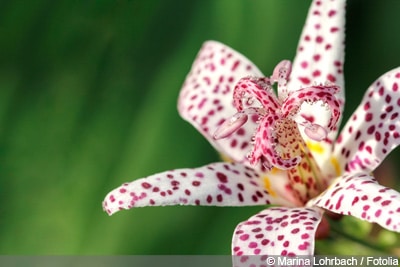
xmin=0 ymin=0 xmax=399 ymax=255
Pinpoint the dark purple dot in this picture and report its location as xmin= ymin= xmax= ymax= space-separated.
xmin=216 ymin=172 xmax=228 ymax=183
xmin=141 ymin=182 xmax=152 ymax=189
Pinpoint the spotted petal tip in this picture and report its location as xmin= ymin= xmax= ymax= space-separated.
xmin=232 ymin=207 xmax=322 ymax=257
xmin=289 ymin=0 xmax=346 ymax=92
xmin=103 ymin=162 xmax=289 ymax=215
xmin=311 ymin=173 xmax=400 ymax=232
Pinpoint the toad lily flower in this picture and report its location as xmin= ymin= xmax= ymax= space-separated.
xmin=103 ymin=0 xmax=400 ymax=256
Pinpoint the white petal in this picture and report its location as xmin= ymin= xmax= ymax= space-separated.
xmin=103 ymin=162 xmax=292 ymax=215
xmin=310 ymin=172 xmax=400 ymax=232
xmin=232 ymin=207 xmax=322 ymax=256
xmin=333 ymin=67 xmax=400 ymax=173
xmin=178 ymin=41 xmax=263 ymax=164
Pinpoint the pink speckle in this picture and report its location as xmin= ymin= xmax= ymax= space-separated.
xmin=216 ymin=172 xmax=228 ymax=183
xmin=248 ymin=242 xmax=258 ymax=248
xmin=240 ymin=234 xmax=249 ymax=241
xmin=298 ymin=242 xmax=310 ymax=250
xmin=141 ymin=182 xmax=152 ymax=189
xmin=327 ymin=74 xmax=336 ymax=82
xmin=315 ymin=36 xmax=324 ymax=43
xmin=313 ymin=54 xmax=321 ymax=61
xmin=299 ymin=77 xmax=311 ymax=84
xmin=328 ymin=9 xmax=336 ymax=17
xmin=330 ymin=27 xmax=339 ymax=33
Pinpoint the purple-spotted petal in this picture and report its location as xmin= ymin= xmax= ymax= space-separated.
xmin=103 ymin=162 xmax=292 ymax=215
xmin=289 ymin=0 xmax=346 ymax=92
xmin=310 ymin=173 xmax=400 ymax=232
xmin=178 ymin=41 xmax=263 ymax=164
xmin=232 ymin=207 xmax=322 ymax=256
xmin=333 ymin=67 xmax=400 ymax=173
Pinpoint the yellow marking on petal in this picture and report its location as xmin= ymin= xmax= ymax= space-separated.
xmin=219 ymin=153 xmax=234 ymax=163
xmin=263 ymin=176 xmax=277 ymax=197
xmin=330 ymin=156 xmax=341 ymax=176
xmin=269 ymin=167 xmax=279 ymax=175
xmin=306 ymin=141 xmax=325 ymax=154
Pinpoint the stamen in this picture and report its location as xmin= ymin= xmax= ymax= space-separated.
xmin=213 ymin=112 xmax=248 ymax=139
xmin=304 ymin=123 xmax=328 ymax=141
xmin=214 ymin=107 xmax=264 ymax=139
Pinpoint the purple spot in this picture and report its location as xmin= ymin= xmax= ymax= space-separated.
xmin=216 ymin=172 xmax=228 ymax=183
xmin=141 ymin=182 xmax=152 ymax=189
xmin=335 ymin=195 xmax=344 ymax=209
xmin=240 ymin=234 xmax=249 ymax=241
xmin=248 ymin=242 xmax=257 ymax=248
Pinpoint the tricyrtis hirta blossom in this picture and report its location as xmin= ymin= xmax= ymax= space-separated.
xmin=103 ymin=0 xmax=400 ymax=256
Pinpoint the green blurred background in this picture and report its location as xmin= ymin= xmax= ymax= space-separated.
xmin=0 ymin=0 xmax=399 ymax=255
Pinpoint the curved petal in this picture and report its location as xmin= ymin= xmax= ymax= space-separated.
xmin=178 ymin=41 xmax=263 ymax=164
xmin=333 ymin=67 xmax=400 ymax=173
xmin=233 ymin=77 xmax=280 ymax=112
xmin=103 ymin=162 xmax=292 ymax=215
xmin=232 ymin=207 xmax=322 ymax=256
xmin=282 ymin=85 xmax=341 ymax=132
xmin=287 ymin=0 xmax=346 ymax=170
xmin=310 ymin=173 xmax=400 ymax=232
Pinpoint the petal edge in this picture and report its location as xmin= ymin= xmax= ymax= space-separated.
xmin=310 ymin=172 xmax=400 ymax=232
xmin=334 ymin=67 xmax=400 ymax=173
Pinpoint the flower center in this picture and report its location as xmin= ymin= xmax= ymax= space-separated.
xmin=214 ymin=60 xmax=342 ymax=204
xmin=214 ymin=60 xmax=341 ymax=172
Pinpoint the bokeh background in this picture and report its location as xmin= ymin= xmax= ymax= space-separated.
xmin=0 ymin=0 xmax=399 ymax=255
